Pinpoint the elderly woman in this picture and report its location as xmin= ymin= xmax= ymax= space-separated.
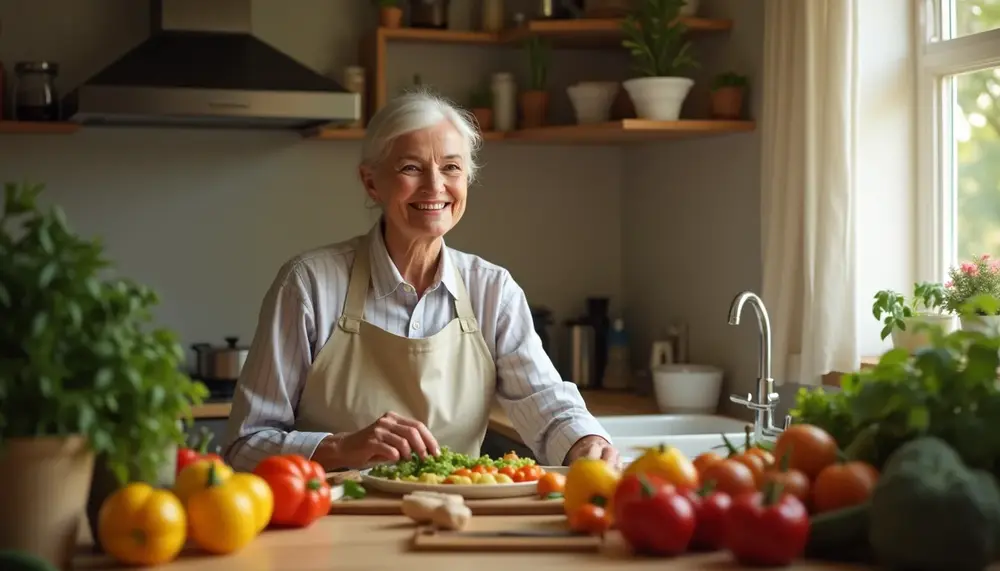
xmin=222 ymin=91 xmax=620 ymax=472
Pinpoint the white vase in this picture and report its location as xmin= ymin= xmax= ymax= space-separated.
xmin=622 ymin=77 xmax=694 ymax=121
xmin=890 ymin=314 xmax=957 ymax=354
xmin=960 ymin=314 xmax=1000 ymax=336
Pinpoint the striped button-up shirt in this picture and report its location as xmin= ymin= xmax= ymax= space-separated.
xmin=222 ymin=222 xmax=611 ymax=471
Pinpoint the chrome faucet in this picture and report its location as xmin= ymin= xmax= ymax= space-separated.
xmin=727 ymin=291 xmax=791 ymax=442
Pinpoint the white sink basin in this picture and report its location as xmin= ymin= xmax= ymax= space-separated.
xmin=598 ymin=414 xmax=754 ymax=462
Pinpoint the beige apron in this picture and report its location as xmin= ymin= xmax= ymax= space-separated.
xmin=294 ymin=233 xmax=497 ymax=459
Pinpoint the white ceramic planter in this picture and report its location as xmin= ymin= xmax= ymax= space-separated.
xmin=890 ymin=313 xmax=957 ymax=354
xmin=567 ymin=81 xmax=619 ymax=124
xmin=623 ymin=77 xmax=694 ymax=121
xmin=960 ymin=314 xmax=1000 ymax=336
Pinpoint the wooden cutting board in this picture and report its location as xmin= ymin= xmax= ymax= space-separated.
xmin=326 ymin=470 xmax=564 ymax=516
xmin=410 ymin=517 xmax=602 ymax=552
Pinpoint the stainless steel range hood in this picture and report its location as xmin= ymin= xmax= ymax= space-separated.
xmin=63 ymin=0 xmax=360 ymax=130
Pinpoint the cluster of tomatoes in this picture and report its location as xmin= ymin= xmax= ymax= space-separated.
xmin=560 ymin=423 xmax=880 ymax=566
xmin=97 ymin=454 xmax=334 ymax=567
xmin=449 ymin=463 xmax=546 ymax=483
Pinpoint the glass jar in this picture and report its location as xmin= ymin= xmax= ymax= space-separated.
xmin=13 ymin=61 xmax=60 ymax=122
xmin=491 ymin=72 xmax=516 ymax=132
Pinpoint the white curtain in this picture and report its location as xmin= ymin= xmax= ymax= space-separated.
xmin=760 ymin=0 xmax=860 ymax=385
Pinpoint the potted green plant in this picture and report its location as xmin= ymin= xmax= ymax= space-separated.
xmin=469 ymin=86 xmax=494 ymax=132
xmin=621 ymin=0 xmax=699 ymax=121
xmin=0 ymin=182 xmax=207 ymax=568
xmin=872 ymin=281 xmax=954 ymax=354
xmin=376 ymin=0 xmax=404 ymax=29
xmin=520 ymin=37 xmax=551 ymax=129
xmin=944 ymin=255 xmax=1000 ymax=335
xmin=710 ymin=71 xmax=749 ymax=119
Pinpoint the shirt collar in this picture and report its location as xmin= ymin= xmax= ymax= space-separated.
xmin=367 ymin=220 xmax=461 ymax=300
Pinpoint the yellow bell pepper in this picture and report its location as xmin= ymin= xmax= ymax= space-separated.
xmin=174 ymin=458 xmax=233 ymax=505
xmin=187 ymin=463 xmax=259 ymax=554
xmin=97 ymin=482 xmax=187 ymax=566
xmin=562 ymin=457 xmax=620 ymax=516
xmin=623 ymin=444 xmax=700 ymax=490
xmin=229 ymin=472 xmax=275 ymax=533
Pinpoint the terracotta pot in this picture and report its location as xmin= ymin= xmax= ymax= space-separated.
xmin=472 ymin=107 xmax=494 ymax=132
xmin=0 ymin=436 xmax=95 ymax=569
xmin=380 ymin=6 xmax=404 ymax=29
xmin=711 ymin=86 xmax=745 ymax=119
xmin=519 ymin=90 xmax=549 ymax=129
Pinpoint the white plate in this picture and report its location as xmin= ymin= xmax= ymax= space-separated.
xmin=359 ymin=466 xmax=567 ymax=499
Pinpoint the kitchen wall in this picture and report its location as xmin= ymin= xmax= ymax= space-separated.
xmin=0 ymin=0 xmax=627 ymax=370
xmin=623 ymin=0 xmax=764 ymax=414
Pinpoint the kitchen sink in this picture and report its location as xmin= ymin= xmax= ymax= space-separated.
xmin=598 ymin=414 xmax=753 ymax=462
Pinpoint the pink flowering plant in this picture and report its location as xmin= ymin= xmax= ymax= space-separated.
xmin=943 ymin=255 xmax=1000 ymax=316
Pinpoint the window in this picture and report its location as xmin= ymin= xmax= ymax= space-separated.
xmin=917 ymin=0 xmax=1000 ymax=280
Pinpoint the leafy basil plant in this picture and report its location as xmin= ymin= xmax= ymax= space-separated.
xmin=872 ymin=281 xmax=948 ymax=340
xmin=0 ymin=182 xmax=208 ymax=486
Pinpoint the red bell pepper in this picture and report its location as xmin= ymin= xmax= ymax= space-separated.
xmin=684 ymin=483 xmax=732 ymax=551
xmin=613 ymin=473 xmax=696 ymax=557
xmin=253 ymin=454 xmax=332 ymax=528
xmin=726 ymin=479 xmax=810 ymax=566
xmin=176 ymin=426 xmax=223 ymax=476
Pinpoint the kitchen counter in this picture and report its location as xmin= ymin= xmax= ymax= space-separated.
xmin=72 ymin=514 xmax=872 ymax=571
xmin=191 ymin=389 xmax=661 ymax=445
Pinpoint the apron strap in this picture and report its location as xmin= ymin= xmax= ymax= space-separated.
xmin=339 ymin=235 xmax=372 ymax=334
xmin=450 ymin=255 xmax=479 ymax=334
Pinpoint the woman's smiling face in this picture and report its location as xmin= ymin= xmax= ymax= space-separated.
xmin=361 ymin=120 xmax=469 ymax=242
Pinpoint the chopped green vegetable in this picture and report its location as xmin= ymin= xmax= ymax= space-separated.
xmin=367 ymin=446 xmax=536 ymax=480
xmin=342 ymin=480 xmax=366 ymax=500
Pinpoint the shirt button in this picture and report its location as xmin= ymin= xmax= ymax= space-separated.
xmin=403 ymin=284 xmax=414 ymax=293
xmin=411 ymin=321 xmax=420 ymax=330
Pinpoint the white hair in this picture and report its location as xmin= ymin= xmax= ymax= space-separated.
xmin=360 ymin=89 xmax=483 ymax=183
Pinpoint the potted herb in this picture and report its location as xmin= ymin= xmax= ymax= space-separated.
xmin=520 ymin=37 xmax=551 ymax=129
xmin=376 ymin=0 xmax=404 ymax=29
xmin=944 ymin=255 xmax=1000 ymax=335
xmin=872 ymin=281 xmax=954 ymax=354
xmin=710 ymin=71 xmax=749 ymax=119
xmin=621 ymin=0 xmax=699 ymax=121
xmin=469 ymin=86 xmax=494 ymax=132
xmin=0 ymin=182 xmax=207 ymax=568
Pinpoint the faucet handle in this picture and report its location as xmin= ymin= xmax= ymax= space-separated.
xmin=767 ymin=392 xmax=780 ymax=404
xmin=783 ymin=414 xmax=793 ymax=430
xmin=729 ymin=393 xmax=772 ymax=411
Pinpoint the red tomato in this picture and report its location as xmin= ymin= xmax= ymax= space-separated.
xmin=684 ymin=486 xmax=732 ymax=551
xmin=515 ymin=465 xmax=542 ymax=482
xmin=253 ymin=454 xmax=332 ymax=528
xmin=567 ymin=504 xmax=611 ymax=535
xmin=614 ymin=474 xmax=696 ymax=556
xmin=471 ymin=464 xmax=498 ymax=475
xmin=499 ymin=466 xmax=517 ymax=479
xmin=726 ymin=485 xmax=810 ymax=566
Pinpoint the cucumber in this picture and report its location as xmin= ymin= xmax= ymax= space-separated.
xmin=804 ymin=502 xmax=876 ymax=564
xmin=0 ymin=550 xmax=60 ymax=571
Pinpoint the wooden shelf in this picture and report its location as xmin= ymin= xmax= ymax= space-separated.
xmin=502 ymin=17 xmax=733 ymax=48
xmin=378 ymin=27 xmax=498 ymax=45
xmin=305 ymin=120 xmax=754 ymax=145
xmin=0 ymin=121 xmax=79 ymax=135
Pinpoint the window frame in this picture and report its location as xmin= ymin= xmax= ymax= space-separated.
xmin=916 ymin=0 xmax=1000 ymax=282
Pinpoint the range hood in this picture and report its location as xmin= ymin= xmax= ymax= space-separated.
xmin=63 ymin=0 xmax=360 ymax=130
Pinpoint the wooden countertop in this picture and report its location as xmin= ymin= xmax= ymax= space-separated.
xmin=72 ymin=514 xmax=871 ymax=571
xmin=191 ymin=389 xmax=660 ymax=445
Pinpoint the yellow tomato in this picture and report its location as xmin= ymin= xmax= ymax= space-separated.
xmin=228 ymin=472 xmax=275 ymax=533
xmin=174 ymin=458 xmax=233 ymax=505
xmin=562 ymin=457 xmax=620 ymax=517
xmin=97 ymin=483 xmax=187 ymax=566
xmin=187 ymin=464 xmax=259 ymax=554
xmin=623 ymin=444 xmax=700 ymax=489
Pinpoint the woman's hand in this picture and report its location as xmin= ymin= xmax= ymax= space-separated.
xmin=314 ymin=412 xmax=440 ymax=470
xmin=565 ymin=435 xmax=622 ymax=471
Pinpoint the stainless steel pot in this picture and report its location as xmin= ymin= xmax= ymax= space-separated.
xmin=191 ymin=337 xmax=248 ymax=380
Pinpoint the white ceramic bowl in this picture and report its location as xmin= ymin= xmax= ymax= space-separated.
xmin=567 ymin=81 xmax=619 ymax=124
xmin=651 ymin=364 xmax=723 ymax=414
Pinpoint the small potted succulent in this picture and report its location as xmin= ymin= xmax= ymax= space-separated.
xmin=469 ymin=86 xmax=494 ymax=132
xmin=945 ymin=255 xmax=1000 ymax=335
xmin=710 ymin=71 xmax=749 ymax=119
xmin=873 ymin=281 xmax=954 ymax=353
xmin=520 ymin=37 xmax=551 ymax=129
xmin=621 ymin=0 xmax=699 ymax=121
xmin=0 ymin=182 xmax=207 ymax=568
xmin=376 ymin=0 xmax=404 ymax=29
